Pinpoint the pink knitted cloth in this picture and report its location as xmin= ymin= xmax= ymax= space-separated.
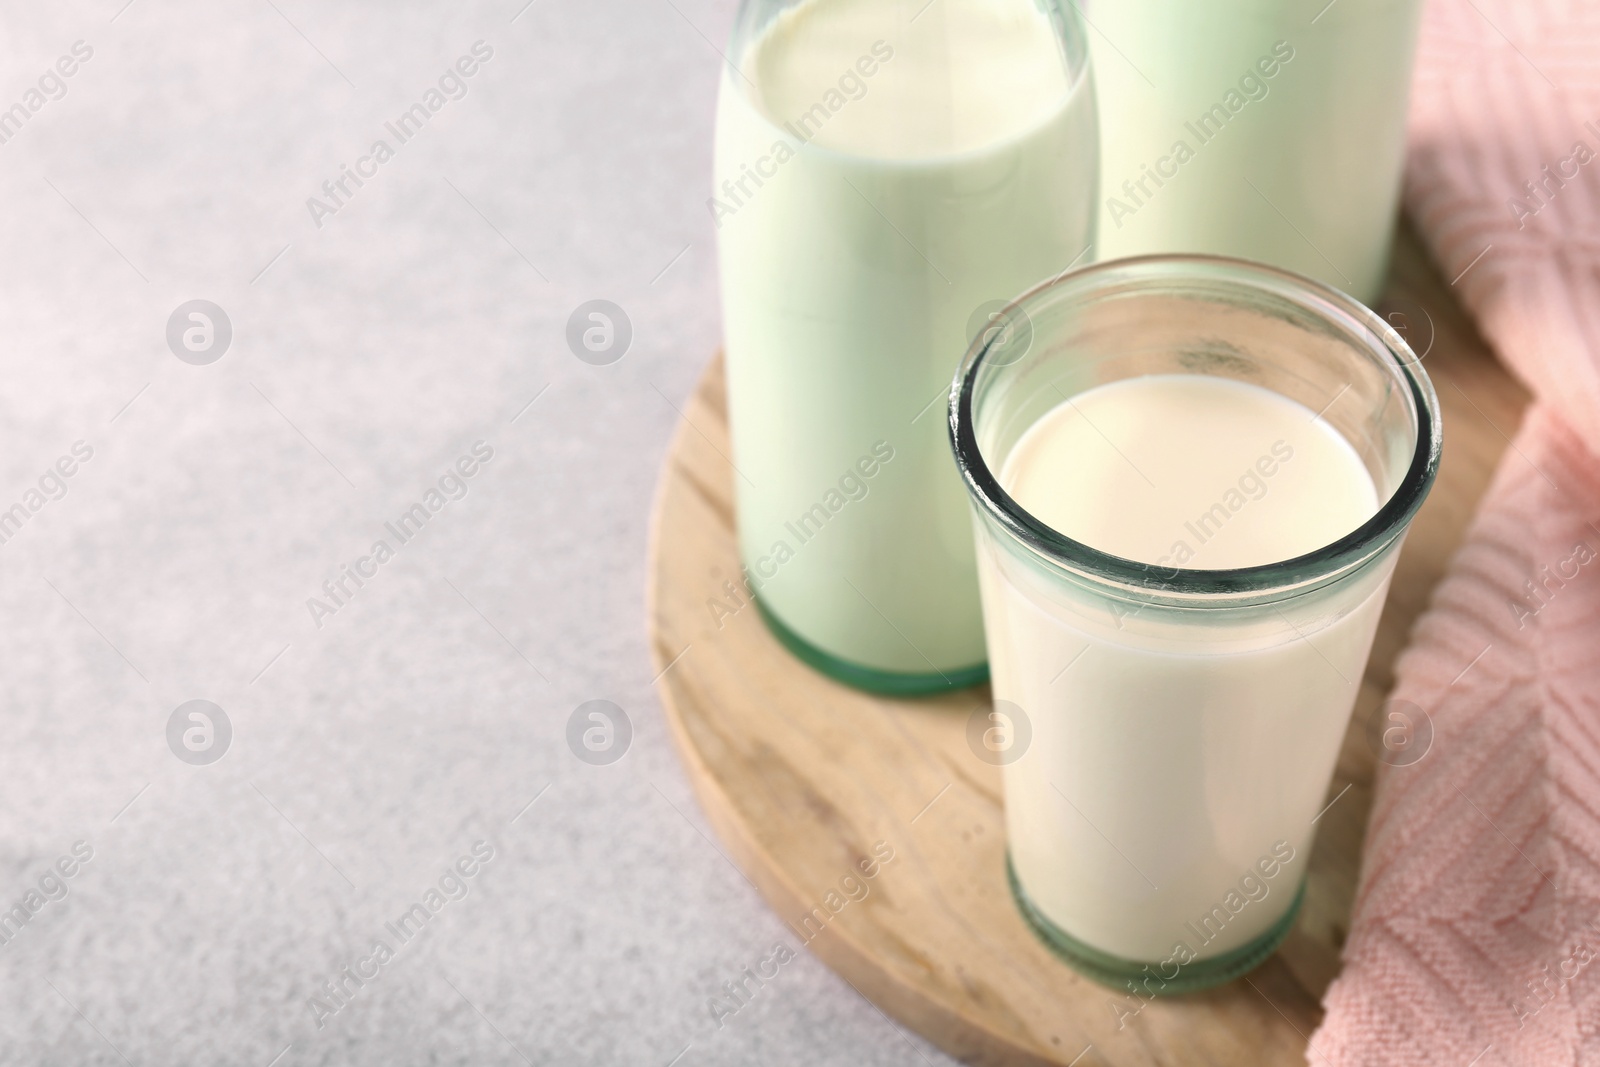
xmin=1312 ymin=1 xmax=1600 ymax=1064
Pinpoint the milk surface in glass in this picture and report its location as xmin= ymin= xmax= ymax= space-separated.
xmin=985 ymin=374 xmax=1383 ymax=963
xmin=714 ymin=0 xmax=1096 ymax=685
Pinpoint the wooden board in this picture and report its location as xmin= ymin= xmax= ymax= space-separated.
xmin=646 ymin=224 xmax=1529 ymax=1066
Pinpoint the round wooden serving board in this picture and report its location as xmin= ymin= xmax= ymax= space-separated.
xmin=646 ymin=225 xmax=1529 ymax=1066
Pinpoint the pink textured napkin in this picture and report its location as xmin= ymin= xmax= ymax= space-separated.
xmin=1311 ymin=1 xmax=1600 ymax=1064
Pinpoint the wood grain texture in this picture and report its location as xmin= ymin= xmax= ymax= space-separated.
xmin=647 ymin=224 xmax=1530 ymax=1066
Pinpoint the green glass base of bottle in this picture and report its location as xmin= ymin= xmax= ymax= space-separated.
xmin=1007 ymin=854 xmax=1304 ymax=994
xmin=753 ymin=595 xmax=988 ymax=697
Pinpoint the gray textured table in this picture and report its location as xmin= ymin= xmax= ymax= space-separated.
xmin=0 ymin=2 xmax=951 ymax=1063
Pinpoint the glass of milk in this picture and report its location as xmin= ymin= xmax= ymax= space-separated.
xmin=713 ymin=0 xmax=1097 ymax=693
xmin=1089 ymin=0 xmax=1424 ymax=303
xmin=948 ymin=255 xmax=1440 ymax=992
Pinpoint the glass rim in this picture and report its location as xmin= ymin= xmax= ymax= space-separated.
xmin=948 ymin=253 xmax=1443 ymax=600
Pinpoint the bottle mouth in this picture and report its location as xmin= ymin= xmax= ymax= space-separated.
xmin=720 ymin=0 xmax=1095 ymax=165
xmin=947 ymin=254 xmax=1442 ymax=605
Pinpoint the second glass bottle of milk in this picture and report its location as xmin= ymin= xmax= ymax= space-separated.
xmin=713 ymin=0 xmax=1097 ymax=693
xmin=1089 ymin=0 xmax=1424 ymax=302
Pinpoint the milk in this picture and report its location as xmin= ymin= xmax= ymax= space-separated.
xmin=1087 ymin=0 xmax=1423 ymax=302
xmin=714 ymin=0 xmax=1097 ymax=681
xmin=985 ymin=374 xmax=1384 ymax=963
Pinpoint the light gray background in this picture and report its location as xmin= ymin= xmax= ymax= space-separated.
xmin=0 ymin=1 xmax=953 ymax=1063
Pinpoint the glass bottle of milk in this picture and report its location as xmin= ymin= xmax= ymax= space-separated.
xmin=713 ymin=0 xmax=1097 ymax=694
xmin=1088 ymin=0 xmax=1424 ymax=302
